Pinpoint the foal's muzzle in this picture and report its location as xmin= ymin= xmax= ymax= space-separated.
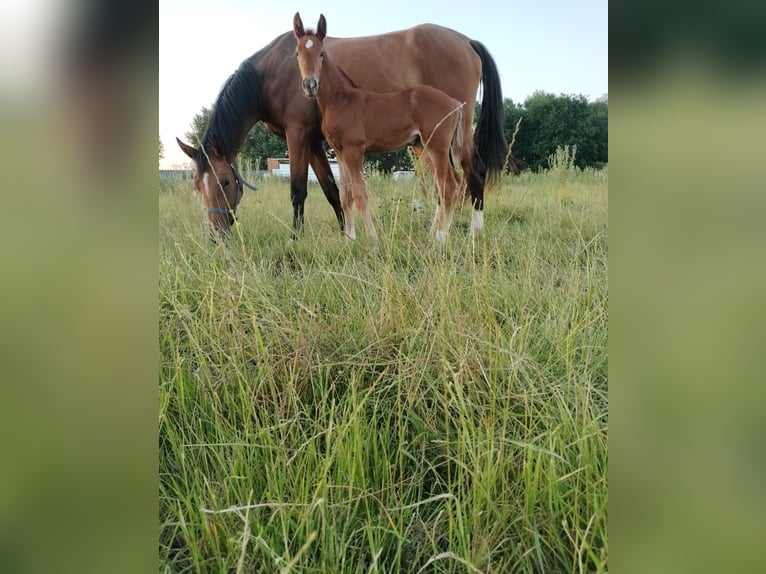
xmin=302 ymin=77 xmax=318 ymax=97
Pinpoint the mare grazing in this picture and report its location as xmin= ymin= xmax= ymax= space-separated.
xmin=294 ymin=13 xmax=464 ymax=243
xmin=176 ymin=19 xmax=506 ymax=236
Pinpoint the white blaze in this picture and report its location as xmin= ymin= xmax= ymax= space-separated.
xmin=203 ymin=173 xmax=211 ymax=199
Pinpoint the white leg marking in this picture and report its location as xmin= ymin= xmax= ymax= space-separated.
xmin=368 ymin=222 xmax=378 ymax=242
xmin=348 ymin=222 xmax=356 ymax=240
xmin=472 ymin=208 xmax=484 ymax=232
xmin=435 ymin=230 xmax=446 ymax=244
xmin=431 ymin=205 xmax=442 ymax=232
xmin=203 ymin=173 xmax=211 ymax=199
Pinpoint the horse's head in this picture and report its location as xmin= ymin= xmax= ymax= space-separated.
xmin=293 ymin=13 xmax=327 ymax=98
xmin=176 ymin=137 xmax=242 ymax=233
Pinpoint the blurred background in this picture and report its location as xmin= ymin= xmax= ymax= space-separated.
xmin=1 ymin=0 xmax=765 ymax=572
xmin=0 ymin=0 xmax=156 ymax=572
xmin=611 ymin=1 xmax=766 ymax=572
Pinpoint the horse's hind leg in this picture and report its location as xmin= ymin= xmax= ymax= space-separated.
xmin=454 ymin=109 xmax=485 ymax=233
xmin=466 ymin=149 xmax=486 ymax=233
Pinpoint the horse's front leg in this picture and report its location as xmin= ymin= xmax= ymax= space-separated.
xmin=308 ymin=138 xmax=344 ymax=232
xmin=285 ymin=130 xmax=312 ymax=236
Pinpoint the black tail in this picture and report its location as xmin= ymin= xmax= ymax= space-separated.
xmin=470 ymin=40 xmax=507 ymax=189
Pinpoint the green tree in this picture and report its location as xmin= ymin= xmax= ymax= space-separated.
xmin=502 ymin=99 xmax=527 ymax=172
xmin=460 ymin=94 xmax=609 ymax=173
xmin=507 ymin=92 xmax=608 ymax=171
xmin=240 ymin=124 xmax=288 ymax=170
xmin=364 ymin=149 xmax=413 ymax=173
xmin=525 ymin=92 xmax=587 ymax=170
xmin=184 ymin=107 xmax=212 ymax=148
xmin=586 ymin=95 xmax=608 ymax=168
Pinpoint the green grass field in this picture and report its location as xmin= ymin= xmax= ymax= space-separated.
xmin=159 ymin=164 xmax=608 ymax=573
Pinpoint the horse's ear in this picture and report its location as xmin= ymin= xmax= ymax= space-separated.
xmin=293 ymin=12 xmax=305 ymax=39
xmin=211 ymin=139 xmax=223 ymax=158
xmin=317 ymin=14 xmax=327 ymax=40
xmin=176 ymin=137 xmax=197 ymax=160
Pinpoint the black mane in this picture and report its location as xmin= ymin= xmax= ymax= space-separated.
xmin=195 ymin=54 xmax=267 ymax=172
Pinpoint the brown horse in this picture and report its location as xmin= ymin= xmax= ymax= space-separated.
xmin=294 ymin=13 xmax=464 ymax=243
xmin=176 ymin=19 xmax=506 ymax=236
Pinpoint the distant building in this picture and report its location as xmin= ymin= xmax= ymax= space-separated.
xmin=267 ymin=158 xmax=340 ymax=182
xmin=392 ymin=171 xmax=415 ymax=182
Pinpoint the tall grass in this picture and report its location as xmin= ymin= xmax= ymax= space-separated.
xmin=159 ymin=167 xmax=608 ymax=573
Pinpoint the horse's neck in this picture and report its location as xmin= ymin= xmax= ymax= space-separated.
xmin=317 ymin=55 xmax=356 ymax=108
xmin=237 ymin=117 xmax=258 ymax=148
xmin=221 ymin=114 xmax=258 ymax=159
xmin=206 ymin=110 xmax=259 ymax=160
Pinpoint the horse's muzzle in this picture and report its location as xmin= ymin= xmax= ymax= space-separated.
xmin=209 ymin=223 xmax=233 ymax=243
xmin=207 ymin=211 xmax=235 ymax=235
xmin=302 ymin=77 xmax=318 ymax=97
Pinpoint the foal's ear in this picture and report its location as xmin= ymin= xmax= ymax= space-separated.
xmin=293 ymin=12 xmax=305 ymax=39
xmin=176 ymin=137 xmax=197 ymax=160
xmin=317 ymin=14 xmax=327 ymax=40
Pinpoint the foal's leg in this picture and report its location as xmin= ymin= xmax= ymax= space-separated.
xmin=428 ymin=144 xmax=461 ymax=244
xmin=432 ymin=169 xmax=450 ymax=244
xmin=441 ymin=166 xmax=462 ymax=241
xmin=345 ymin=150 xmax=377 ymax=241
xmin=336 ymin=159 xmax=356 ymax=240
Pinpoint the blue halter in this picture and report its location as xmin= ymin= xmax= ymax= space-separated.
xmin=207 ymin=163 xmax=258 ymax=216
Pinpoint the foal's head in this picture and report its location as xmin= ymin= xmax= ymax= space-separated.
xmin=293 ymin=13 xmax=327 ymax=98
xmin=176 ymin=137 xmax=242 ymax=233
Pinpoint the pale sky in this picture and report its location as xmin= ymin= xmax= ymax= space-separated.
xmin=159 ymin=0 xmax=608 ymax=169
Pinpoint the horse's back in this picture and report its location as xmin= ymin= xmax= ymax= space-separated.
xmin=326 ymin=24 xmax=481 ymax=101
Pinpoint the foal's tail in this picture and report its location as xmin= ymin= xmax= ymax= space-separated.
xmin=470 ymin=39 xmax=508 ymax=189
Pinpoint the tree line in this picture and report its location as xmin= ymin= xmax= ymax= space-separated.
xmin=498 ymin=91 xmax=608 ymax=172
xmin=177 ymin=91 xmax=607 ymax=174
